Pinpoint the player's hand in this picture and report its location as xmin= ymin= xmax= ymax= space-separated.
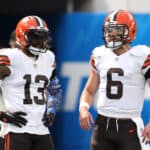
xmin=79 ymin=107 xmax=94 ymax=131
xmin=42 ymin=112 xmax=55 ymax=127
xmin=0 ymin=111 xmax=27 ymax=128
xmin=142 ymin=122 xmax=150 ymax=144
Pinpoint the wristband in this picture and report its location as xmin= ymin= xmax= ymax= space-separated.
xmin=79 ymin=102 xmax=90 ymax=112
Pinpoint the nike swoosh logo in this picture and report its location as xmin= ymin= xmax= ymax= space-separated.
xmin=129 ymin=129 xmax=136 ymax=134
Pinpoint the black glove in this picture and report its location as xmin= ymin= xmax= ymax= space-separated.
xmin=42 ymin=113 xmax=55 ymax=127
xmin=0 ymin=111 xmax=27 ymax=128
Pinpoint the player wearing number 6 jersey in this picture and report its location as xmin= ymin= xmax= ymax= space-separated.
xmin=0 ymin=16 xmax=57 ymax=150
xmin=79 ymin=10 xmax=150 ymax=150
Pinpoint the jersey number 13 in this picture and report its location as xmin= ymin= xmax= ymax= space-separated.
xmin=23 ymin=74 xmax=48 ymax=105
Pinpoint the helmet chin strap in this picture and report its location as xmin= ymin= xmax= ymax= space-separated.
xmin=27 ymin=46 xmax=47 ymax=56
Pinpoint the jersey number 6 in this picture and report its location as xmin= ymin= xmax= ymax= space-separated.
xmin=106 ymin=68 xmax=124 ymax=99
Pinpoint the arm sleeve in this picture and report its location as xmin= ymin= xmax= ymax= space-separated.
xmin=46 ymin=75 xmax=62 ymax=114
xmin=0 ymin=55 xmax=11 ymax=79
xmin=90 ymin=55 xmax=99 ymax=73
xmin=141 ymin=54 xmax=150 ymax=79
xmin=0 ymin=55 xmax=11 ymax=65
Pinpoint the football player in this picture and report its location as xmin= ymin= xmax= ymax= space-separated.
xmin=0 ymin=29 xmax=17 ymax=150
xmin=0 ymin=28 xmax=16 ymax=149
xmin=0 ymin=88 xmax=6 ymax=150
xmin=0 ymin=16 xmax=59 ymax=150
xmin=79 ymin=10 xmax=150 ymax=150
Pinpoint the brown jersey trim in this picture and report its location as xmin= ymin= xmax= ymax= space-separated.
xmin=142 ymin=55 xmax=150 ymax=69
xmin=5 ymin=133 xmax=10 ymax=150
xmin=90 ymin=56 xmax=97 ymax=70
xmin=0 ymin=55 xmax=10 ymax=65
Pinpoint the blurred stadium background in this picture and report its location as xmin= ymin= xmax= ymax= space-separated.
xmin=1 ymin=0 xmax=150 ymax=149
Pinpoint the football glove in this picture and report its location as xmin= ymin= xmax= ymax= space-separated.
xmin=42 ymin=112 xmax=55 ymax=127
xmin=0 ymin=111 xmax=27 ymax=128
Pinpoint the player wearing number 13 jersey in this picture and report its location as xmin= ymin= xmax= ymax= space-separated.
xmin=79 ymin=10 xmax=150 ymax=150
xmin=0 ymin=16 xmax=56 ymax=150
xmin=0 ymin=48 xmax=54 ymax=135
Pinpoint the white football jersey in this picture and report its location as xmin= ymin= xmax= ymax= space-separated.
xmin=0 ymin=89 xmax=6 ymax=111
xmin=92 ymin=45 xmax=150 ymax=118
xmin=0 ymin=48 xmax=55 ymax=136
xmin=0 ymin=87 xmax=6 ymax=137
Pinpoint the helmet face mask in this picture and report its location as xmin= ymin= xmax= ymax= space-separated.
xmin=16 ymin=16 xmax=51 ymax=56
xmin=103 ymin=24 xmax=129 ymax=49
xmin=26 ymin=29 xmax=50 ymax=55
xmin=103 ymin=10 xmax=136 ymax=50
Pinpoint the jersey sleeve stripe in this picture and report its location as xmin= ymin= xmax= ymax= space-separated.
xmin=144 ymin=68 xmax=150 ymax=79
xmin=0 ymin=61 xmax=10 ymax=65
xmin=142 ymin=55 xmax=150 ymax=78
xmin=142 ymin=55 xmax=150 ymax=69
xmin=144 ymin=55 xmax=150 ymax=60
xmin=142 ymin=62 xmax=150 ymax=69
xmin=90 ymin=56 xmax=99 ymax=73
xmin=0 ymin=56 xmax=10 ymax=65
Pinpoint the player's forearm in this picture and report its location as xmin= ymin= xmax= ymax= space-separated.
xmin=0 ymin=66 xmax=11 ymax=79
xmin=79 ymin=67 xmax=99 ymax=111
xmin=79 ymin=89 xmax=95 ymax=111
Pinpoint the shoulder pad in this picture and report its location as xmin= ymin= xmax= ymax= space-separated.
xmin=47 ymin=50 xmax=55 ymax=58
xmin=0 ymin=49 xmax=5 ymax=54
xmin=92 ymin=45 xmax=111 ymax=57
xmin=46 ymin=50 xmax=56 ymax=68
xmin=129 ymin=45 xmax=150 ymax=57
xmin=0 ymin=48 xmax=11 ymax=54
xmin=0 ymin=48 xmax=13 ymax=51
xmin=0 ymin=48 xmax=17 ymax=55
